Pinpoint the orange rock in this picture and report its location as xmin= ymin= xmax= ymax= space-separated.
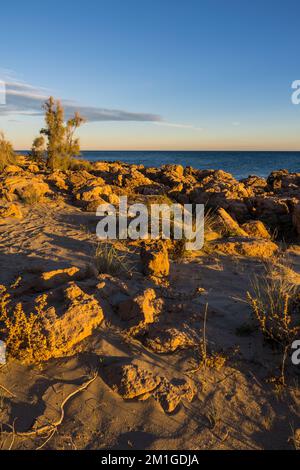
xmin=52 ymin=282 xmax=104 ymax=354
xmin=241 ymin=220 xmax=271 ymax=239
xmin=212 ymin=237 xmax=278 ymax=258
xmin=217 ymin=208 xmax=249 ymax=237
xmin=118 ymin=288 xmax=158 ymax=324
xmin=103 ymin=363 xmax=161 ymax=399
xmin=140 ymin=242 xmax=170 ymax=278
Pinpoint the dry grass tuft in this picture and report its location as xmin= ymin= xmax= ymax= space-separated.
xmin=95 ymin=242 xmax=132 ymax=276
xmin=246 ymin=258 xmax=299 ymax=347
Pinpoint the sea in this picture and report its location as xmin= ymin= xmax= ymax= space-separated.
xmin=79 ymin=151 xmax=300 ymax=180
xmin=20 ymin=150 xmax=300 ymax=181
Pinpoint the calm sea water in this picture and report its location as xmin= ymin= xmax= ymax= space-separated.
xmin=19 ymin=150 xmax=300 ymax=180
xmin=80 ymin=151 xmax=300 ymax=180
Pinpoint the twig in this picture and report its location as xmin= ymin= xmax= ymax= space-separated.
xmin=0 ymin=384 xmax=16 ymax=398
xmin=4 ymin=373 xmax=97 ymax=438
xmin=36 ymin=429 xmax=56 ymax=450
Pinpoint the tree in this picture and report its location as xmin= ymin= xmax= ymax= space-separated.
xmin=0 ymin=131 xmax=16 ymax=171
xmin=40 ymin=97 xmax=85 ymax=170
xmin=31 ymin=135 xmax=46 ymax=161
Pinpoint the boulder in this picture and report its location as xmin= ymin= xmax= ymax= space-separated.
xmin=217 ymin=208 xmax=249 ymax=237
xmin=293 ymin=203 xmax=300 ymax=236
xmin=153 ymin=378 xmax=196 ymax=413
xmin=52 ymin=282 xmax=104 ymax=354
xmin=240 ymin=175 xmax=268 ymax=194
xmin=0 ymin=203 xmax=22 ymax=220
xmin=241 ymin=220 xmax=271 ymax=239
xmin=141 ymin=327 xmax=195 ymax=353
xmin=102 ymin=363 xmax=161 ymax=399
xmin=3 ymin=165 xmax=23 ymax=174
xmin=140 ymin=242 xmax=170 ymax=278
xmin=2 ymin=175 xmax=50 ymax=202
xmin=102 ymin=362 xmax=195 ymax=413
xmin=117 ymin=288 xmax=159 ymax=324
xmin=47 ymin=172 xmax=68 ymax=191
xmin=212 ymin=237 xmax=278 ymax=258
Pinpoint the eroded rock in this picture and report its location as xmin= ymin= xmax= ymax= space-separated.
xmin=140 ymin=242 xmax=170 ymax=278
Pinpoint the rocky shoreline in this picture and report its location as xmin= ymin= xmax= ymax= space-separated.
xmin=0 ymin=155 xmax=300 ymax=450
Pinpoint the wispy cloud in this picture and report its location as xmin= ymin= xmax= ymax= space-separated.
xmin=0 ymin=78 xmax=162 ymax=123
xmin=153 ymin=121 xmax=203 ymax=131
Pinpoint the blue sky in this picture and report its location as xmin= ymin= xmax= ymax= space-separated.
xmin=0 ymin=0 xmax=300 ymax=150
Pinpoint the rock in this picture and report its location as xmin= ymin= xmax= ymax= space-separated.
xmin=212 ymin=237 xmax=278 ymax=258
xmin=3 ymin=165 xmax=23 ymax=174
xmin=47 ymin=172 xmax=68 ymax=191
xmin=118 ymin=288 xmax=159 ymax=324
xmin=141 ymin=327 xmax=195 ymax=353
xmin=39 ymin=266 xmax=82 ymax=289
xmin=0 ymin=203 xmax=22 ymax=220
xmin=248 ymin=195 xmax=291 ymax=228
xmin=123 ymin=169 xmax=154 ymax=190
xmin=140 ymin=242 xmax=170 ymax=278
xmin=159 ymin=164 xmax=184 ymax=187
xmin=27 ymin=163 xmax=39 ymax=173
xmin=240 ymin=175 xmax=268 ymax=194
xmin=102 ymin=362 xmax=195 ymax=413
xmin=52 ymin=282 xmax=104 ymax=354
xmin=153 ymin=377 xmax=196 ymax=413
xmin=292 ymin=203 xmax=300 ymax=236
xmin=3 ymin=176 xmax=50 ymax=202
xmin=217 ymin=208 xmax=249 ymax=237
xmin=241 ymin=220 xmax=271 ymax=239
xmin=102 ymin=363 xmax=161 ymax=399
xmin=15 ymin=265 xmax=97 ymax=294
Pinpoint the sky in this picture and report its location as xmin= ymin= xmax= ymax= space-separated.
xmin=0 ymin=0 xmax=300 ymax=150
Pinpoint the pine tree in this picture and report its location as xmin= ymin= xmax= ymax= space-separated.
xmin=40 ymin=97 xmax=85 ymax=170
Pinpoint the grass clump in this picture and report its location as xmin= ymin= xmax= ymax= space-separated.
xmin=0 ymin=287 xmax=55 ymax=364
xmin=246 ymin=266 xmax=299 ymax=347
xmin=0 ymin=132 xmax=16 ymax=171
xmin=95 ymin=242 xmax=132 ymax=276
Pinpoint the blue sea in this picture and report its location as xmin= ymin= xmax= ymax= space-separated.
xmin=80 ymin=151 xmax=300 ymax=180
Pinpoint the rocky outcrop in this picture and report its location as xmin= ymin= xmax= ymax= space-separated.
xmin=51 ymin=282 xmax=104 ymax=355
xmin=241 ymin=220 xmax=271 ymax=239
xmin=102 ymin=362 xmax=195 ymax=413
xmin=1 ymin=175 xmax=50 ymax=202
xmin=140 ymin=242 xmax=170 ymax=279
xmin=102 ymin=363 xmax=161 ymax=399
xmin=140 ymin=326 xmax=195 ymax=353
xmin=217 ymin=208 xmax=249 ymax=237
xmin=117 ymin=288 xmax=160 ymax=325
xmin=212 ymin=237 xmax=278 ymax=258
xmin=293 ymin=203 xmax=300 ymax=236
xmin=0 ymin=203 xmax=22 ymax=220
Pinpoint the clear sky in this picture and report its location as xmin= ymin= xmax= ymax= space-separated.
xmin=0 ymin=0 xmax=300 ymax=150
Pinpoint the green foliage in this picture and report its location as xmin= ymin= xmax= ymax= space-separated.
xmin=40 ymin=97 xmax=85 ymax=170
xmin=0 ymin=131 xmax=16 ymax=171
xmin=31 ymin=135 xmax=46 ymax=161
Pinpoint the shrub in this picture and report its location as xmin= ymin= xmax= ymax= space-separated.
xmin=0 ymin=287 xmax=55 ymax=364
xmin=0 ymin=132 xmax=16 ymax=171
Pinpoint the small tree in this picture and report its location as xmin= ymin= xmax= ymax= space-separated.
xmin=0 ymin=131 xmax=16 ymax=171
xmin=40 ymin=97 xmax=85 ymax=170
xmin=31 ymin=135 xmax=46 ymax=161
